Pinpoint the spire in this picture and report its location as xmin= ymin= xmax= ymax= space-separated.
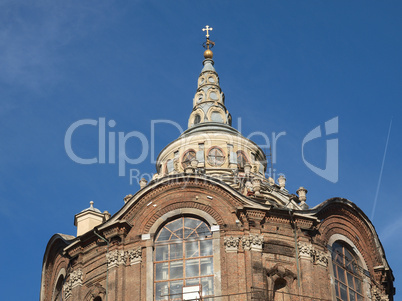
xmin=188 ymin=26 xmax=232 ymax=128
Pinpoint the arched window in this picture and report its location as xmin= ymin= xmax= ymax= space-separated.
xmin=53 ymin=275 xmax=64 ymax=301
xmin=236 ymin=151 xmax=248 ymax=169
xmin=154 ymin=217 xmax=214 ymax=300
xmin=332 ymin=242 xmax=363 ymax=301
xmin=93 ymin=297 xmax=102 ymax=301
xmin=194 ymin=114 xmax=201 ymax=125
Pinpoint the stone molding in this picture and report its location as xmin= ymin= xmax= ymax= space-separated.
xmin=107 ymin=249 xmax=128 ymax=269
xmin=128 ymin=247 xmax=142 ymax=265
xmin=224 ymin=236 xmax=240 ymax=253
xmin=63 ymin=269 xmax=83 ymax=299
xmin=297 ymin=242 xmax=328 ymax=267
xmin=242 ymin=234 xmax=264 ymax=252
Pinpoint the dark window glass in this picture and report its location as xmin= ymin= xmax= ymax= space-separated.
xmin=332 ymin=242 xmax=363 ymax=301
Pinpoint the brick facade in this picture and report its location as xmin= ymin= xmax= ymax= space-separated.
xmin=40 ymin=176 xmax=394 ymax=301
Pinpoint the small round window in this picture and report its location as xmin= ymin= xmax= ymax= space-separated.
xmin=207 ymin=147 xmax=225 ymax=166
xmin=182 ymin=150 xmax=196 ymax=169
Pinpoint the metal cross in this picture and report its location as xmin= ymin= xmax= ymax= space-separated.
xmin=202 ymin=25 xmax=213 ymax=38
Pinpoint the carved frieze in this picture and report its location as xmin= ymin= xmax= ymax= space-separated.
xmin=63 ymin=269 xmax=83 ymax=299
xmin=371 ymin=286 xmax=389 ymax=301
xmin=242 ymin=234 xmax=263 ymax=252
xmin=107 ymin=250 xmax=128 ymax=268
xmin=224 ymin=236 xmax=240 ymax=253
xmin=128 ymin=247 xmax=142 ymax=265
xmin=297 ymin=242 xmax=328 ymax=267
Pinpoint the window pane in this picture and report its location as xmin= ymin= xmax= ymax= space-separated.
xmin=337 ymin=265 xmax=346 ymax=283
xmin=201 ymin=277 xmax=214 ymax=296
xmin=200 ymin=257 xmax=213 ymax=276
xmin=335 ymin=280 xmax=340 ymax=298
xmin=200 ymin=240 xmax=213 ymax=256
xmin=184 ymin=228 xmax=198 ymax=239
xmin=155 ymin=262 xmax=169 ymax=281
xmin=186 ymin=278 xmax=200 ymax=286
xmin=155 ymin=282 xmax=168 ymax=300
xmin=356 ymin=294 xmax=364 ymax=301
xmin=166 ymin=219 xmax=183 ymax=232
xmin=340 ymin=283 xmax=347 ymax=301
xmin=186 ymin=259 xmax=200 ymax=277
xmin=170 ymin=243 xmax=183 ymax=260
xmin=185 ymin=241 xmax=199 ymax=258
xmin=170 ymin=280 xmax=183 ymax=300
xmin=355 ymin=278 xmax=362 ymax=294
xmin=349 ymin=290 xmax=356 ymax=301
xmin=197 ymin=223 xmax=211 ymax=237
xmin=347 ymin=272 xmax=354 ymax=288
xmin=184 ymin=218 xmax=201 ymax=229
xmin=157 ymin=228 xmax=171 ymax=242
xmin=155 ymin=245 xmax=169 ymax=261
xmin=170 ymin=261 xmax=183 ymax=279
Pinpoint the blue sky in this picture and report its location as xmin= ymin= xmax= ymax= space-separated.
xmin=0 ymin=0 xmax=401 ymax=299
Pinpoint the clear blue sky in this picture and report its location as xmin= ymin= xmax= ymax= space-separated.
xmin=0 ymin=1 xmax=401 ymax=299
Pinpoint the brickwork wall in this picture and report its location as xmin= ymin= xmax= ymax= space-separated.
xmin=41 ymin=180 xmax=393 ymax=301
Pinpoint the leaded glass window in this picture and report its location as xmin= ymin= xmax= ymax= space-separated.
xmin=154 ymin=217 xmax=214 ymax=300
xmin=207 ymin=147 xmax=225 ymax=167
xmin=332 ymin=242 xmax=363 ymax=301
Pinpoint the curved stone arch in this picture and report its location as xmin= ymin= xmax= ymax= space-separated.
xmin=83 ymin=283 xmax=106 ymax=301
xmin=51 ymin=267 xmax=66 ymax=301
xmin=188 ymin=108 xmax=205 ymax=128
xmin=143 ymin=202 xmax=225 ymax=234
xmin=316 ymin=203 xmax=380 ymax=270
xmin=40 ymin=234 xmax=74 ymax=301
xmin=206 ymin=106 xmax=226 ymax=123
xmin=144 ymin=209 xmax=222 ymax=301
xmin=327 ymin=233 xmax=370 ymax=300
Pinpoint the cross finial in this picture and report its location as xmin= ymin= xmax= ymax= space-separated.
xmin=202 ymin=25 xmax=213 ymax=38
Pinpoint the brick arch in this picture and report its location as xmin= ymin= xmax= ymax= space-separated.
xmin=316 ymin=204 xmax=380 ymax=274
xmin=143 ymin=202 xmax=224 ymax=234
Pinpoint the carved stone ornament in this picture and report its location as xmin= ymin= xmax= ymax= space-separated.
xmin=63 ymin=282 xmax=72 ymax=300
xmin=91 ymin=283 xmax=106 ymax=299
xmin=242 ymin=234 xmax=263 ymax=252
xmin=224 ymin=236 xmax=240 ymax=253
xmin=371 ymin=286 xmax=389 ymax=301
xmin=297 ymin=242 xmax=328 ymax=267
xmin=63 ymin=269 xmax=83 ymax=299
xmin=298 ymin=242 xmax=313 ymax=259
xmin=128 ymin=247 xmax=142 ymax=265
xmin=314 ymin=250 xmax=329 ymax=267
xmin=107 ymin=249 xmax=128 ymax=269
